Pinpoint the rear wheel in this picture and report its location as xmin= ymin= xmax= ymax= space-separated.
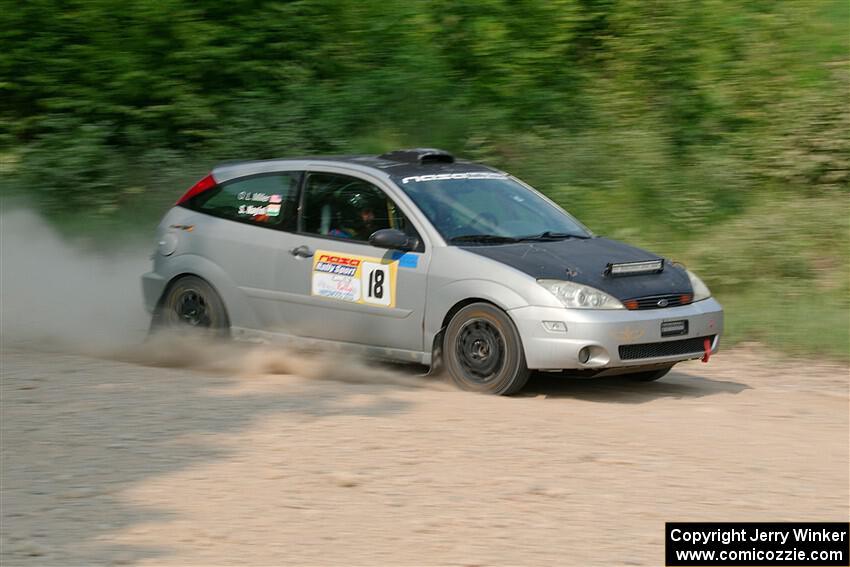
xmin=154 ymin=276 xmax=229 ymax=336
xmin=443 ymin=303 xmax=530 ymax=395
xmin=627 ymin=366 xmax=673 ymax=382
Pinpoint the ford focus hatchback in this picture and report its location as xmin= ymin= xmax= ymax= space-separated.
xmin=142 ymin=148 xmax=723 ymax=394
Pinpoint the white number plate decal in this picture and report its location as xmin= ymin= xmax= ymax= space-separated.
xmin=311 ymin=251 xmax=397 ymax=308
xmin=360 ymin=262 xmax=391 ymax=306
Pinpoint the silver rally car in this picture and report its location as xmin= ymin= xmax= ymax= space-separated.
xmin=142 ymin=148 xmax=723 ymax=394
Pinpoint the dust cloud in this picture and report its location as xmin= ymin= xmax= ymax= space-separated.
xmin=0 ymin=208 xmax=438 ymax=389
xmin=117 ymin=331 xmax=442 ymax=389
xmin=0 ymin=208 xmax=152 ymax=351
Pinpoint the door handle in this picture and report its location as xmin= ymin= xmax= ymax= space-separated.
xmin=289 ymin=245 xmax=314 ymax=258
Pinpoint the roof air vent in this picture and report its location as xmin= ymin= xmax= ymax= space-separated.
xmin=379 ymin=148 xmax=455 ymax=165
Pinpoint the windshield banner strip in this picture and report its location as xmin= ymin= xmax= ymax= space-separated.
xmin=400 ymin=172 xmax=507 ymax=184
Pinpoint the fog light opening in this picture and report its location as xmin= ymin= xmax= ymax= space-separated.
xmin=578 ymin=347 xmax=591 ymax=364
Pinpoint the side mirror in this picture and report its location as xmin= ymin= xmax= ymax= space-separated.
xmin=369 ymin=228 xmax=417 ymax=251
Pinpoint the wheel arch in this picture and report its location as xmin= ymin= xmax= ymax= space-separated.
xmin=152 ymin=254 xmax=259 ymax=330
xmin=426 ymin=279 xmax=529 ymax=369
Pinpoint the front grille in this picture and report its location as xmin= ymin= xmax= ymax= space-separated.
xmin=624 ymin=293 xmax=692 ymax=310
xmin=619 ymin=335 xmax=714 ymax=361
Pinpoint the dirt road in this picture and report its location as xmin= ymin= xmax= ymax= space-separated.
xmin=1 ymin=344 xmax=848 ymax=566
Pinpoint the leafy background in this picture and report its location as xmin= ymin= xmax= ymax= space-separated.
xmin=1 ymin=0 xmax=847 ymax=357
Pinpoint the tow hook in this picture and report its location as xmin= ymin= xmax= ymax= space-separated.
xmin=701 ymin=337 xmax=712 ymax=363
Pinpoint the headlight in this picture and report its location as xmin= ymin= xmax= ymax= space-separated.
xmin=538 ymin=280 xmax=625 ymax=309
xmin=687 ymin=270 xmax=711 ymax=301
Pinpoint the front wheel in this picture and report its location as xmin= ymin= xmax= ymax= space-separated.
xmin=443 ymin=303 xmax=530 ymax=395
xmin=153 ymin=276 xmax=230 ymax=337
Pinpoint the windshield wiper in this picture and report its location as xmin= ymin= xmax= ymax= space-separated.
xmin=516 ymin=231 xmax=590 ymax=241
xmin=448 ymin=234 xmax=520 ymax=245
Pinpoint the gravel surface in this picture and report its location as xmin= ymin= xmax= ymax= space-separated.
xmin=1 ymin=344 xmax=848 ymax=566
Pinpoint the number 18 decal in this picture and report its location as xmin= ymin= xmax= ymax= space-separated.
xmin=361 ymin=262 xmax=392 ymax=306
xmin=312 ymin=250 xmax=398 ymax=308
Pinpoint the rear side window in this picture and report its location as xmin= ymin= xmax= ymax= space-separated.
xmin=188 ymin=173 xmax=300 ymax=230
xmin=300 ymin=172 xmax=420 ymax=245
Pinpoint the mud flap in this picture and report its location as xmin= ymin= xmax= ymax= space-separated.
xmin=424 ymin=329 xmax=446 ymax=377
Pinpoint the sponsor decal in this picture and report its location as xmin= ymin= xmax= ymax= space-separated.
xmin=311 ymin=250 xmax=398 ymax=308
xmin=390 ymin=251 xmax=419 ymax=269
xmin=237 ymin=191 xmax=274 ymax=203
xmin=238 ymin=204 xmax=269 ymax=216
xmin=400 ymin=172 xmax=508 ymax=184
xmin=315 ymin=260 xmax=357 ymax=277
xmin=317 ymin=254 xmax=362 ymax=267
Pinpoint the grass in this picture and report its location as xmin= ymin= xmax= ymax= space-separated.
xmin=547 ymin=188 xmax=850 ymax=361
xmin=719 ymin=286 xmax=849 ymax=359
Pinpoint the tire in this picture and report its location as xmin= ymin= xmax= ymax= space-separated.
xmin=443 ymin=303 xmax=530 ymax=395
xmin=154 ymin=276 xmax=230 ymax=337
xmin=627 ymin=366 xmax=673 ymax=382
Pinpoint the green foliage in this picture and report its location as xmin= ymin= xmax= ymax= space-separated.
xmin=1 ymin=0 xmax=847 ymax=356
xmin=667 ymin=194 xmax=850 ymax=358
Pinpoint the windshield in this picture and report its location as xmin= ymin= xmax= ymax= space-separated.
xmin=396 ymin=174 xmax=592 ymax=244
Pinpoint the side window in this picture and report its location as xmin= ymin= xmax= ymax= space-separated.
xmin=190 ymin=173 xmax=300 ymax=230
xmin=301 ymin=173 xmax=420 ymax=245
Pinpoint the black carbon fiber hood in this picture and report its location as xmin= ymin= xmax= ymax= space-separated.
xmin=462 ymin=237 xmax=692 ymax=300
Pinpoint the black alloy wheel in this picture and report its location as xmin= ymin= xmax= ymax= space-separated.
xmin=443 ymin=302 xmax=530 ymax=395
xmin=156 ymin=275 xmax=229 ymax=337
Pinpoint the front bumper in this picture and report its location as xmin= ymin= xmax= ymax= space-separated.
xmin=509 ymin=298 xmax=723 ymax=370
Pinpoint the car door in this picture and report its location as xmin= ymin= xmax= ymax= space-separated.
xmin=185 ymin=171 xmax=302 ymax=329
xmin=274 ymin=170 xmax=431 ymax=354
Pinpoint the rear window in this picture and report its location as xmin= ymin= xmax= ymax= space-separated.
xmin=188 ymin=173 xmax=301 ymax=230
